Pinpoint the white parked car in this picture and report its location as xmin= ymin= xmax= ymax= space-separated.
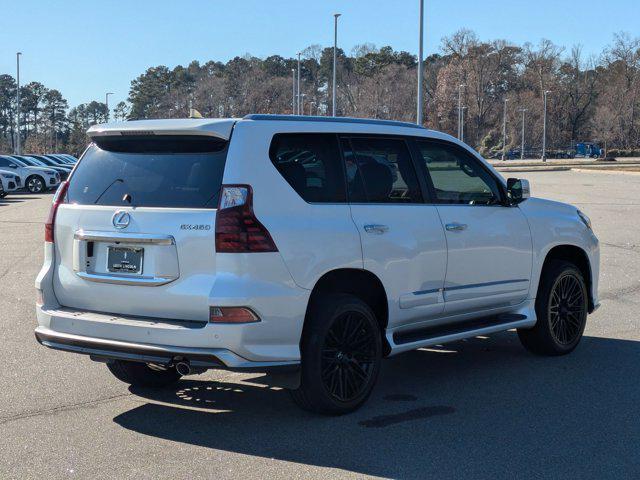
xmin=35 ymin=115 xmax=599 ymax=414
xmin=0 ymin=155 xmax=60 ymax=193
xmin=0 ymin=168 xmax=21 ymax=197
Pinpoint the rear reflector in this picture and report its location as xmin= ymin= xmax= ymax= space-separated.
xmin=209 ymin=306 xmax=260 ymax=323
xmin=36 ymin=289 xmax=44 ymax=307
xmin=215 ymin=185 xmax=277 ymax=253
xmin=45 ymin=181 xmax=69 ymax=243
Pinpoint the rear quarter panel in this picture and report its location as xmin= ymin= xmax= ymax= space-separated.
xmin=222 ymin=121 xmax=365 ymax=290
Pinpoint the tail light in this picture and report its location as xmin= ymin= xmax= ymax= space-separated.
xmin=215 ymin=185 xmax=278 ymax=253
xmin=45 ymin=181 xmax=69 ymax=243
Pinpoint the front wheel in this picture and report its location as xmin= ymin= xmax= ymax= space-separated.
xmin=26 ymin=175 xmax=45 ymax=194
xmin=290 ymin=294 xmax=382 ymax=415
xmin=518 ymin=260 xmax=588 ymax=355
xmin=107 ymin=360 xmax=181 ymax=388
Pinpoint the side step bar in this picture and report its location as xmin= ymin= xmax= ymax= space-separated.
xmin=392 ymin=313 xmax=533 ymax=347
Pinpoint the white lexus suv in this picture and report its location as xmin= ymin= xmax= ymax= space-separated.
xmin=35 ymin=115 xmax=599 ymax=414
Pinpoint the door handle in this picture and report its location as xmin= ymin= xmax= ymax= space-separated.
xmin=445 ymin=222 xmax=468 ymax=231
xmin=364 ymin=224 xmax=389 ymax=234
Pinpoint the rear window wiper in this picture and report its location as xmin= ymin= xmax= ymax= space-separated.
xmin=94 ymin=178 xmax=124 ymax=205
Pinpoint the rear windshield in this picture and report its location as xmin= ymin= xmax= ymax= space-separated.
xmin=67 ymin=135 xmax=228 ymax=208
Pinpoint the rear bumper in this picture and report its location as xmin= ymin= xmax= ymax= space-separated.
xmin=35 ymin=325 xmax=299 ymax=370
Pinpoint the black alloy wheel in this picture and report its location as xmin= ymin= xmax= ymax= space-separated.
xmin=518 ymin=259 xmax=588 ymax=355
xmin=291 ymin=294 xmax=382 ymax=415
xmin=548 ymin=272 xmax=587 ymax=345
xmin=321 ymin=310 xmax=377 ymax=402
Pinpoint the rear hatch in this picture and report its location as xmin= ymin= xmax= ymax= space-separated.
xmin=53 ymin=134 xmax=229 ymax=321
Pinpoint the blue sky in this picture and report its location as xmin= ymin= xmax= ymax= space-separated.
xmin=0 ymin=0 xmax=637 ymax=109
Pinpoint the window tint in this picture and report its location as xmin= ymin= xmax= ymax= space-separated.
xmin=342 ymin=137 xmax=422 ymax=204
xmin=269 ymin=133 xmax=346 ymax=203
xmin=416 ymin=141 xmax=502 ymax=205
xmin=0 ymin=158 xmax=11 ymax=167
xmin=67 ymin=137 xmax=228 ymax=208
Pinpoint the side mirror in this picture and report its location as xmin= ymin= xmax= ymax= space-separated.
xmin=8 ymin=164 xmax=17 ymax=169
xmin=506 ymin=178 xmax=530 ymax=204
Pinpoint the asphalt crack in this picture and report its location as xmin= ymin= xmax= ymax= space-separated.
xmin=0 ymin=393 xmax=134 ymax=426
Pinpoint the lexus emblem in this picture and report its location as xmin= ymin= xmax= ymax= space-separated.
xmin=112 ymin=211 xmax=131 ymax=229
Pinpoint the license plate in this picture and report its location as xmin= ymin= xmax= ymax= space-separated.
xmin=107 ymin=247 xmax=143 ymax=274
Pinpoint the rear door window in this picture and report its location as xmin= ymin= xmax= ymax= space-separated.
xmin=341 ymin=137 xmax=422 ymax=204
xmin=269 ymin=133 xmax=346 ymax=203
xmin=67 ymin=135 xmax=228 ymax=208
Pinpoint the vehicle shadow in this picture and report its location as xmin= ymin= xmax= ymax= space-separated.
xmin=114 ymin=332 xmax=640 ymax=478
xmin=0 ymin=193 xmax=46 ymax=204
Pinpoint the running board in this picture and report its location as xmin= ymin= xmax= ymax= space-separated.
xmin=392 ymin=313 xmax=533 ymax=347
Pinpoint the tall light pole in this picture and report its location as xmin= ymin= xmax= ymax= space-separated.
xmin=457 ymin=84 xmax=466 ymax=139
xmin=300 ymin=93 xmax=307 ymax=116
xmin=105 ymin=92 xmax=114 ymax=122
xmin=291 ymin=69 xmax=296 ymax=114
xmin=519 ymin=108 xmax=528 ymax=160
xmin=501 ymin=98 xmax=509 ymax=161
xmin=461 ymin=106 xmax=467 ymax=143
xmin=332 ymin=13 xmax=341 ymax=117
xmin=542 ymin=90 xmax=551 ymax=162
xmin=297 ymin=52 xmax=302 ymax=115
xmin=16 ymin=52 xmax=22 ymax=155
xmin=416 ymin=0 xmax=424 ymax=125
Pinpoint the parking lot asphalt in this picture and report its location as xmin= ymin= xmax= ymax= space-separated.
xmin=1 ymin=170 xmax=639 ymax=479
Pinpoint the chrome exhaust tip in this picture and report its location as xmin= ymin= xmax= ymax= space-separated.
xmin=175 ymin=361 xmax=191 ymax=376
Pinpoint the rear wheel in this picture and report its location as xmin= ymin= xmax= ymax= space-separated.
xmin=106 ymin=360 xmax=181 ymax=388
xmin=26 ymin=175 xmax=45 ymax=194
xmin=518 ymin=260 xmax=588 ymax=355
xmin=291 ymin=294 xmax=382 ymax=415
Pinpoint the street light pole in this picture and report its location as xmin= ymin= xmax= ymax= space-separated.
xmin=16 ymin=52 xmax=22 ymax=155
xmin=461 ymin=106 xmax=467 ymax=143
xmin=542 ymin=90 xmax=551 ymax=162
xmin=300 ymin=93 xmax=306 ymax=116
xmin=297 ymin=53 xmax=302 ymax=115
xmin=105 ymin=92 xmax=114 ymax=122
xmin=332 ymin=13 xmax=341 ymax=117
xmin=519 ymin=108 xmax=528 ymax=160
xmin=291 ymin=68 xmax=296 ymax=114
xmin=457 ymin=84 xmax=466 ymax=139
xmin=416 ymin=0 xmax=424 ymax=125
xmin=502 ymin=98 xmax=509 ymax=161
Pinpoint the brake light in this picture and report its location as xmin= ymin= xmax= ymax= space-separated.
xmin=215 ymin=185 xmax=278 ymax=253
xmin=45 ymin=181 xmax=69 ymax=243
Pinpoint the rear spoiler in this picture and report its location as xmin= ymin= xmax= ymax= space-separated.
xmin=87 ymin=118 xmax=238 ymax=141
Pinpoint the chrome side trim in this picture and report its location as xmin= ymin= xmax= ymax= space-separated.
xmin=76 ymin=271 xmax=175 ymax=286
xmin=74 ymin=230 xmax=175 ymax=245
xmin=444 ymin=278 xmax=529 ymax=291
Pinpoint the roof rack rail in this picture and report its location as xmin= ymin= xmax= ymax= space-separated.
xmin=243 ymin=114 xmax=425 ymax=130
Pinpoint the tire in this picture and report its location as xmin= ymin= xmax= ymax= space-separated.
xmin=26 ymin=175 xmax=45 ymax=194
xmin=518 ymin=260 xmax=588 ymax=356
xmin=290 ymin=294 xmax=382 ymax=415
xmin=106 ymin=360 xmax=181 ymax=388
xmin=0 ymin=192 xmax=6 ymax=198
